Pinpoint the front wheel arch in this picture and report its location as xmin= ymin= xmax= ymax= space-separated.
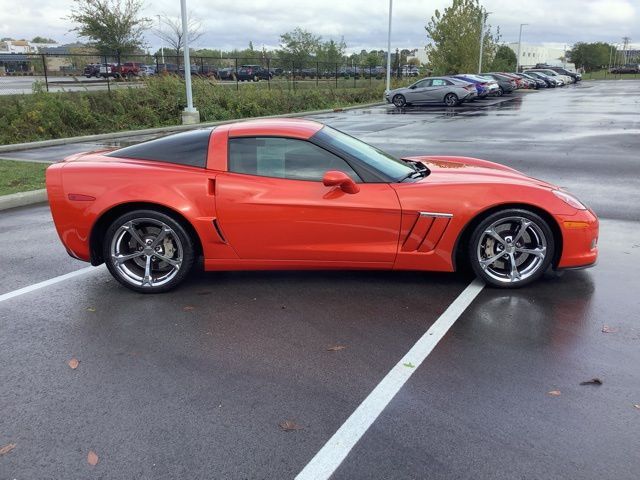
xmin=452 ymin=203 xmax=563 ymax=274
xmin=89 ymin=202 xmax=203 ymax=266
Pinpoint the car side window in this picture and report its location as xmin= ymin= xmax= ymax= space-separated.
xmin=228 ymin=137 xmax=360 ymax=182
xmin=431 ymin=79 xmax=447 ymax=86
xmin=414 ymin=80 xmax=430 ymax=88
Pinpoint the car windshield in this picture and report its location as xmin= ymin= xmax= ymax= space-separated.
xmin=314 ymin=126 xmax=413 ymax=181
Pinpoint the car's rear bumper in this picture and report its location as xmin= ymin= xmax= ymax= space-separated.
xmin=556 ymin=208 xmax=599 ymax=269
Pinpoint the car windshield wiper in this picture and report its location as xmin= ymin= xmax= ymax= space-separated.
xmin=399 ymin=160 xmax=429 ymax=182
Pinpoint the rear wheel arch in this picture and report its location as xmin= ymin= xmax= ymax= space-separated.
xmin=89 ymin=202 xmax=203 ymax=266
xmin=452 ymin=203 xmax=563 ymax=273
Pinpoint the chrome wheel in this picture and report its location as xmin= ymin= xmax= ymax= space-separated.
xmin=475 ymin=215 xmax=549 ymax=285
xmin=392 ymin=94 xmax=406 ymax=107
xmin=109 ymin=218 xmax=183 ymax=289
xmin=444 ymin=93 xmax=458 ymax=107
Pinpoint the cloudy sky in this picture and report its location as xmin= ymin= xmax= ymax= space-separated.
xmin=1 ymin=0 xmax=638 ymax=52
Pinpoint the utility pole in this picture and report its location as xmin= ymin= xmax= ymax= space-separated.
xmin=180 ymin=0 xmax=199 ymax=124
xmin=622 ymin=36 xmax=630 ymax=65
xmin=478 ymin=10 xmax=491 ymax=74
xmin=385 ymin=0 xmax=393 ymax=96
xmin=516 ymin=23 xmax=528 ymax=72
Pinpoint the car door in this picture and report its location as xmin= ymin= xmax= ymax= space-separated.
xmin=428 ymin=78 xmax=451 ymax=102
xmin=215 ymin=136 xmax=402 ymax=264
xmin=405 ymin=79 xmax=433 ymax=103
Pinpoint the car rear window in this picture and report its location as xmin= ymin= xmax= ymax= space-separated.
xmin=107 ymin=128 xmax=213 ymax=168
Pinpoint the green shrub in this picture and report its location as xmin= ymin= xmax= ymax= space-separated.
xmin=0 ymin=77 xmax=386 ymax=145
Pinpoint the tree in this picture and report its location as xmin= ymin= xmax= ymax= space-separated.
xmin=316 ymin=38 xmax=346 ymax=66
xmin=68 ymin=0 xmax=150 ymax=55
xmin=278 ymin=27 xmax=321 ymax=67
xmin=155 ymin=12 xmax=204 ymax=58
xmin=490 ymin=45 xmax=516 ymax=71
xmin=568 ymin=42 xmax=614 ymax=72
xmin=31 ymin=36 xmax=57 ymax=44
xmin=425 ymin=0 xmax=499 ymax=75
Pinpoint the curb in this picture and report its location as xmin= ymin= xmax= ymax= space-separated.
xmin=0 ymin=101 xmax=386 ymax=153
xmin=0 ymin=189 xmax=48 ymax=212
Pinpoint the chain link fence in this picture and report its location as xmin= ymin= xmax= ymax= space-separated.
xmin=0 ymin=52 xmax=423 ymax=96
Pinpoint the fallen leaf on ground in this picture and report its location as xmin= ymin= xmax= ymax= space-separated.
xmin=601 ymin=325 xmax=618 ymax=333
xmin=87 ymin=450 xmax=99 ymax=466
xmin=183 ymin=306 xmax=194 ymax=311
xmin=547 ymin=390 xmax=561 ymax=396
xmin=279 ymin=420 xmax=303 ymax=431
xmin=403 ymin=362 xmax=416 ymax=368
xmin=68 ymin=358 xmax=80 ymax=370
xmin=327 ymin=345 xmax=346 ymax=351
xmin=580 ymin=378 xmax=603 ymax=386
xmin=633 ymin=404 xmax=640 ymax=410
xmin=86 ymin=307 xmax=96 ymax=312
xmin=0 ymin=443 xmax=16 ymax=456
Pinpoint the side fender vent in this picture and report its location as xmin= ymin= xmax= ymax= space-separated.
xmin=402 ymin=212 xmax=452 ymax=252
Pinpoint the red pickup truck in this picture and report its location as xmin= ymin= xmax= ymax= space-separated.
xmin=99 ymin=62 xmax=142 ymax=79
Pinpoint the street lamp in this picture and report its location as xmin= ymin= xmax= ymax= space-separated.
xmin=477 ymin=10 xmax=492 ymax=74
xmin=385 ymin=0 xmax=393 ymax=96
xmin=156 ymin=15 xmax=165 ymax=64
xmin=180 ymin=0 xmax=199 ymax=124
xmin=516 ymin=23 xmax=528 ymax=72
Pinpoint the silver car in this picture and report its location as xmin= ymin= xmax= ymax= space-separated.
xmin=385 ymin=76 xmax=477 ymax=107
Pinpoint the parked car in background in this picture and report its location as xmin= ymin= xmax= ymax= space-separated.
xmin=518 ymin=72 xmax=547 ymax=89
xmin=217 ymin=67 xmax=235 ymax=80
xmin=610 ymin=64 xmax=640 ymax=74
xmin=510 ymin=73 xmax=537 ymax=89
xmin=236 ymin=65 xmax=271 ymax=81
xmin=524 ymin=70 xmax=563 ymax=87
xmin=386 ymin=76 xmax=477 ymax=107
xmin=479 ymin=73 xmax=516 ymax=96
xmin=492 ymin=72 xmax=525 ymax=89
xmin=527 ymin=69 xmax=572 ymax=85
xmin=453 ymin=74 xmax=492 ymax=98
xmin=535 ymin=64 xmax=582 ymax=81
xmin=139 ymin=65 xmax=156 ymax=77
xmin=157 ymin=63 xmax=179 ymax=75
xmin=83 ymin=64 xmax=101 ymax=78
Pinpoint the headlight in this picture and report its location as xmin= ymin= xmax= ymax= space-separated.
xmin=553 ymin=190 xmax=587 ymax=210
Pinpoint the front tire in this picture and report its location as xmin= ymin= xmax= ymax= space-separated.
xmin=497 ymin=87 xmax=504 ymax=96
xmin=103 ymin=210 xmax=195 ymax=293
xmin=392 ymin=94 xmax=407 ymax=107
xmin=468 ymin=209 xmax=555 ymax=288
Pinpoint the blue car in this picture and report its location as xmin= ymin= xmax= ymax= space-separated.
xmin=453 ymin=75 xmax=489 ymax=98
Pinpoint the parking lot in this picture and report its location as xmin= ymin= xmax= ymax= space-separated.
xmin=1 ymin=80 xmax=639 ymax=479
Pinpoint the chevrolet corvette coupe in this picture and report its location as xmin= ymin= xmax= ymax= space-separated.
xmin=46 ymin=118 xmax=598 ymax=293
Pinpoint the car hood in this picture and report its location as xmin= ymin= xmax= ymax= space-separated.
xmin=403 ymin=155 xmax=557 ymax=189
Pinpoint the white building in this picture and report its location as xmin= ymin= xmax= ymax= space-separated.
xmin=407 ymin=47 xmax=429 ymax=65
xmin=0 ymin=40 xmax=34 ymax=54
xmin=506 ymin=43 xmax=574 ymax=71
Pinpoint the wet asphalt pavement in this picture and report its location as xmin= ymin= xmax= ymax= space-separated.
xmin=1 ymin=80 xmax=639 ymax=479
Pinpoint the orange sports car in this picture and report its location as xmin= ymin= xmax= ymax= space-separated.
xmin=46 ymin=118 xmax=598 ymax=293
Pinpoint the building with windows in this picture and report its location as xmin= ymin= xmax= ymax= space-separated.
xmin=506 ymin=43 xmax=574 ymax=71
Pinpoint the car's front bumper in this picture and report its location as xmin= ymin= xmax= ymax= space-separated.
xmin=556 ymin=208 xmax=599 ymax=269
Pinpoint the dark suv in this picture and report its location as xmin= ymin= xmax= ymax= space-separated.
xmin=83 ymin=64 xmax=101 ymax=78
xmin=236 ymin=65 xmax=271 ymax=81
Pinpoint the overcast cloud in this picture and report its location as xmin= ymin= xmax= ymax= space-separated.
xmin=1 ymin=0 xmax=638 ymax=52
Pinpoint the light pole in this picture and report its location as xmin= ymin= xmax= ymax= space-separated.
xmin=516 ymin=23 xmax=528 ymax=72
xmin=385 ymin=0 xmax=393 ymax=96
xmin=180 ymin=0 xmax=199 ymax=124
xmin=477 ymin=10 xmax=492 ymax=74
xmin=156 ymin=15 xmax=165 ymax=64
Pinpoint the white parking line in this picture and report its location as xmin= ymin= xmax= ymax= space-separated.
xmin=295 ymin=278 xmax=485 ymax=480
xmin=0 ymin=266 xmax=97 ymax=303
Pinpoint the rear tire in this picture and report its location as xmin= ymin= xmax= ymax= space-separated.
xmin=497 ymin=87 xmax=504 ymax=96
xmin=444 ymin=93 xmax=459 ymax=107
xmin=103 ymin=210 xmax=195 ymax=293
